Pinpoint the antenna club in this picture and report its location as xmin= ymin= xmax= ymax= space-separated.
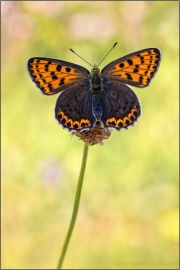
xmin=113 ymin=42 xmax=118 ymax=48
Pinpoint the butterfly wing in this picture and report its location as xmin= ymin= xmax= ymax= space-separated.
xmin=27 ymin=57 xmax=90 ymax=95
xmin=101 ymin=48 xmax=161 ymax=88
xmin=101 ymin=81 xmax=141 ymax=130
xmin=55 ymin=82 xmax=95 ymax=132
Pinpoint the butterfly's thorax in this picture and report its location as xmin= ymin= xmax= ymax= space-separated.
xmin=90 ymin=66 xmax=102 ymax=90
xmin=90 ymin=66 xmax=103 ymax=121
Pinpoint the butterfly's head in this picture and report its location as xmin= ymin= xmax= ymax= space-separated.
xmin=92 ymin=65 xmax=100 ymax=74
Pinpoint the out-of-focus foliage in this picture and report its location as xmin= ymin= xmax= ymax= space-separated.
xmin=2 ymin=1 xmax=178 ymax=269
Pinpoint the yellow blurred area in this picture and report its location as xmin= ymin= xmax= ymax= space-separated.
xmin=158 ymin=209 xmax=179 ymax=241
xmin=2 ymin=1 xmax=179 ymax=269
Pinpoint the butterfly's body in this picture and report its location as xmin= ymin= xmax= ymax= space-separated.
xmin=27 ymin=48 xmax=161 ymax=133
xmin=90 ymin=66 xmax=103 ymax=122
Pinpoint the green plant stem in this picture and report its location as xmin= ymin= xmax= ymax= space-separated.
xmin=57 ymin=142 xmax=89 ymax=269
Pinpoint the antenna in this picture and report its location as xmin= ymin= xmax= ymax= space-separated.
xmin=97 ymin=42 xmax=118 ymax=67
xmin=70 ymin=42 xmax=118 ymax=68
xmin=70 ymin=48 xmax=93 ymax=68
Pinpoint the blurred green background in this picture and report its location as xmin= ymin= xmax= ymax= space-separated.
xmin=2 ymin=1 xmax=178 ymax=269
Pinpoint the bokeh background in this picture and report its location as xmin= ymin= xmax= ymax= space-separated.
xmin=2 ymin=1 xmax=179 ymax=269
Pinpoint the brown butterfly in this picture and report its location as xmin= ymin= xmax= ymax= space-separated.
xmin=27 ymin=44 xmax=161 ymax=132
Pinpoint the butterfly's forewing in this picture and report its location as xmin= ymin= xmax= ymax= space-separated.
xmin=27 ymin=57 xmax=90 ymax=95
xmin=102 ymin=48 xmax=161 ymax=88
xmin=55 ymin=82 xmax=95 ymax=132
xmin=101 ymin=81 xmax=141 ymax=130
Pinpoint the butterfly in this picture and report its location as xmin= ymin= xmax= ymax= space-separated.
xmin=27 ymin=45 xmax=161 ymax=132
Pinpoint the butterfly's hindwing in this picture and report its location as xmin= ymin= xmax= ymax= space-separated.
xmin=55 ymin=83 xmax=95 ymax=132
xmin=101 ymin=81 xmax=141 ymax=130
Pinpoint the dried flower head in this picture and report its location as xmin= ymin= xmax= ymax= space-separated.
xmin=72 ymin=122 xmax=112 ymax=146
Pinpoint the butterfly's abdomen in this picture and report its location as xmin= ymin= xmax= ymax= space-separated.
xmin=92 ymin=92 xmax=103 ymax=121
